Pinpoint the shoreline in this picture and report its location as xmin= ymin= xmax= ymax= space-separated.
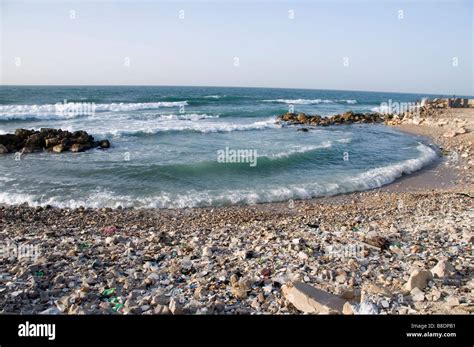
xmin=0 ymin=108 xmax=472 ymax=315
xmin=0 ymin=123 xmax=461 ymax=211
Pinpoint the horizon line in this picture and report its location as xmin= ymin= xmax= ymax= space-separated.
xmin=1 ymin=84 xmax=473 ymax=98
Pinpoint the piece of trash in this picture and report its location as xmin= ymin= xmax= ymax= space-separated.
xmin=101 ymin=226 xmax=117 ymax=236
xmin=113 ymin=303 xmax=124 ymax=312
xmin=79 ymin=242 xmax=90 ymax=249
xmin=101 ymin=288 xmax=116 ymax=297
xmin=35 ymin=271 xmax=44 ymax=277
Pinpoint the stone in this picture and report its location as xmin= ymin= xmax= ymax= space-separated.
xmin=98 ymin=140 xmax=110 ymax=149
xmin=430 ymin=259 xmax=455 ymax=279
xmin=194 ymin=286 xmax=208 ymax=300
xmin=456 ymin=127 xmax=467 ymax=135
xmin=0 ymin=128 xmax=110 ymax=154
xmin=430 ymin=289 xmax=442 ymax=301
xmin=443 ymin=130 xmax=457 ymax=138
xmin=45 ymin=137 xmax=60 ymax=148
xmin=410 ymin=287 xmax=425 ymax=302
xmin=298 ymin=251 xmax=308 ymax=260
xmin=405 ymin=269 xmax=432 ymax=291
xmin=390 ymin=245 xmax=404 ymax=256
xmin=70 ymin=143 xmax=90 ymax=153
xmin=361 ymin=283 xmax=393 ymax=300
xmin=52 ymin=144 xmax=66 ymax=153
xmin=231 ymin=279 xmax=250 ymax=299
xmin=281 ymin=282 xmax=346 ymax=314
xmin=352 ymin=300 xmax=380 ymax=315
xmin=105 ymin=236 xmax=114 ymax=245
xmin=0 ymin=134 xmax=22 ymax=152
xmin=445 ymin=296 xmax=460 ymax=307
xmin=339 ymin=288 xmax=355 ymax=300
xmin=296 ymin=113 xmax=307 ymax=123
xmin=202 ymin=247 xmax=213 ymax=257
xmin=342 ymin=302 xmax=354 ymax=315
xmin=150 ymin=293 xmax=168 ymax=306
xmin=24 ymin=133 xmax=45 ymax=150
xmin=230 ymin=274 xmax=239 ymax=286
xmin=169 ymin=298 xmax=183 ymax=315
xmin=15 ymin=128 xmax=34 ymax=139
xmin=335 ymin=273 xmax=347 ymax=284
xmin=154 ymin=304 xmax=171 ymax=314
xmin=39 ymin=307 xmax=61 ymax=315
xmin=462 ymin=232 xmax=474 ymax=244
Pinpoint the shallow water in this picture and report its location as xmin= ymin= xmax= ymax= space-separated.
xmin=0 ymin=86 xmax=441 ymax=208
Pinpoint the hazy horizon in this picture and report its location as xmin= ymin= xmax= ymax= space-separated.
xmin=1 ymin=0 xmax=473 ymax=95
xmin=1 ymin=84 xmax=473 ymax=99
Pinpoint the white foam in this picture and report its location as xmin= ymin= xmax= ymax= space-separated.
xmin=94 ymin=101 xmax=187 ymax=111
xmin=263 ymin=99 xmax=357 ymax=105
xmin=371 ymin=105 xmax=389 ymax=113
xmin=157 ymin=114 xmax=220 ymax=121
xmin=263 ymin=99 xmax=332 ymax=104
xmin=268 ymin=141 xmax=332 ymax=159
xmin=0 ymin=101 xmax=188 ymax=120
xmin=0 ymin=143 xmax=437 ymax=209
xmin=104 ymin=117 xmax=279 ymax=136
xmin=346 ymin=143 xmax=437 ymax=189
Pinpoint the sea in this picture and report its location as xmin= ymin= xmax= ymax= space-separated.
xmin=0 ymin=85 xmax=452 ymax=209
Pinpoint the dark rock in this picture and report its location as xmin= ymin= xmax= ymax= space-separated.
xmin=45 ymin=137 xmax=60 ymax=148
xmin=24 ymin=133 xmax=46 ymax=150
xmin=0 ymin=134 xmax=23 ymax=152
xmin=73 ymin=131 xmax=93 ymax=145
xmin=297 ymin=128 xmax=309 ymax=132
xmin=98 ymin=140 xmax=110 ymax=149
xmin=0 ymin=128 xmax=110 ymax=154
xmin=60 ymin=138 xmax=73 ymax=148
xmin=15 ymin=129 xmax=35 ymax=140
xmin=277 ymin=110 xmax=386 ymax=127
xmin=70 ymin=143 xmax=90 ymax=153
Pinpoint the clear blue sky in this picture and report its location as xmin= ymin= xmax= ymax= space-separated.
xmin=1 ymin=0 xmax=473 ymax=95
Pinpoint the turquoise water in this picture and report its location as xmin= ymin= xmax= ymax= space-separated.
xmin=0 ymin=86 xmax=442 ymax=208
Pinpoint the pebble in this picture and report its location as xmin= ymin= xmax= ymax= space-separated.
xmin=0 ymin=186 xmax=471 ymax=315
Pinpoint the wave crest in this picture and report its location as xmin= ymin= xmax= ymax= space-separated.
xmin=262 ymin=99 xmax=357 ymax=105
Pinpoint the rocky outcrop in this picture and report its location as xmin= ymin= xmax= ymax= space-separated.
xmin=0 ymin=128 xmax=110 ymax=154
xmin=277 ymin=111 xmax=385 ymax=127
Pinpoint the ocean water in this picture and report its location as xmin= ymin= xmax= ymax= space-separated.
xmin=0 ymin=86 xmax=442 ymax=209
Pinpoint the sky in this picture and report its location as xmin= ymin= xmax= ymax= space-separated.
xmin=0 ymin=0 xmax=473 ymax=95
